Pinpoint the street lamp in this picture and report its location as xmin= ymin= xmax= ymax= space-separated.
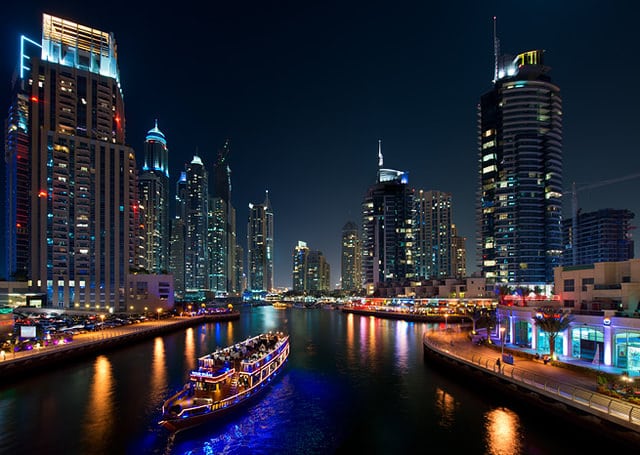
xmin=157 ymin=308 xmax=162 ymax=320
xmin=444 ymin=313 xmax=449 ymax=331
xmin=500 ymin=326 xmax=506 ymax=360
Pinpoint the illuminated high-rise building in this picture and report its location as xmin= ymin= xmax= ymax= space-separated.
xmin=451 ymin=224 xmax=467 ymax=279
xmin=247 ymin=191 xmax=274 ymax=293
xmin=478 ymin=25 xmax=562 ymax=286
xmin=139 ymin=120 xmax=170 ymax=273
xmin=414 ymin=190 xmax=453 ymax=279
xmin=4 ymin=14 xmax=137 ymax=309
xmin=185 ymin=154 xmax=208 ymax=290
xmin=361 ymin=141 xmax=414 ymax=291
xmin=341 ymin=221 xmax=361 ymax=292
xmin=169 ymin=171 xmax=188 ymax=296
xmin=208 ymin=139 xmax=237 ymax=294
xmin=292 ymin=241 xmax=309 ymax=292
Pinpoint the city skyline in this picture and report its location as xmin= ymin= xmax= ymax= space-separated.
xmin=2 ymin=2 xmax=640 ymax=289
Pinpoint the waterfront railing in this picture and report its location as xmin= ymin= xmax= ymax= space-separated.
xmin=423 ymin=333 xmax=640 ymax=430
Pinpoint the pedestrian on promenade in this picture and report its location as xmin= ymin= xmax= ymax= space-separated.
xmin=496 ymin=358 xmax=501 ymax=369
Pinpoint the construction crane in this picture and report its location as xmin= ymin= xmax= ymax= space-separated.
xmin=566 ymin=172 xmax=640 ymax=264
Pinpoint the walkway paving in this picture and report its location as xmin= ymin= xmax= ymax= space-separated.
xmin=425 ymin=326 xmax=622 ymax=392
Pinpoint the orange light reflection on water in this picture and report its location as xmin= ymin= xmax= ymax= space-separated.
xmin=484 ymin=407 xmax=522 ymax=455
xmin=184 ymin=327 xmax=196 ymax=371
xmin=82 ymin=355 xmax=114 ymax=450
xmin=434 ymin=386 xmax=457 ymax=429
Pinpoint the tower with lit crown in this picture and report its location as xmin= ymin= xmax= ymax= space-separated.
xmin=361 ymin=141 xmax=414 ymax=292
xmin=139 ymin=120 xmax=170 ymax=273
xmin=247 ymin=191 xmax=274 ymax=293
xmin=4 ymin=14 xmax=137 ymax=310
xmin=477 ymin=20 xmax=563 ymax=286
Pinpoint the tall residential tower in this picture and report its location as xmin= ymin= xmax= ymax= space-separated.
xmin=138 ymin=120 xmax=170 ymax=273
xmin=5 ymin=14 xmax=137 ymax=309
xmin=247 ymin=191 xmax=274 ymax=293
xmin=477 ymin=30 xmax=563 ymax=285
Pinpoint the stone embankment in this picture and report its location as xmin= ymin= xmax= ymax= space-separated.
xmin=0 ymin=311 xmax=240 ymax=384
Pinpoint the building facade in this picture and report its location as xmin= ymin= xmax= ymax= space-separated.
xmin=5 ymin=14 xmax=137 ymax=310
xmin=247 ymin=191 xmax=274 ymax=293
xmin=208 ymin=139 xmax=237 ymax=295
xmin=477 ymin=48 xmax=563 ymax=286
xmin=184 ymin=155 xmax=208 ymax=290
xmin=341 ymin=221 xmax=362 ymax=292
xmin=451 ymin=224 xmax=467 ymax=279
xmin=414 ymin=190 xmax=453 ymax=279
xmin=562 ymin=208 xmax=635 ymax=267
xmin=138 ymin=120 xmax=170 ymax=273
xmin=361 ymin=143 xmax=414 ymax=292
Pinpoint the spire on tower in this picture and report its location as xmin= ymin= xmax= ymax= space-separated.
xmin=378 ymin=139 xmax=383 ymax=168
xmin=493 ymin=16 xmax=500 ymax=82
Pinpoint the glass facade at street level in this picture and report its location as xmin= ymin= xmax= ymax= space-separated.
xmin=139 ymin=120 xmax=170 ymax=274
xmin=247 ymin=191 xmax=274 ymax=293
xmin=362 ymin=159 xmax=415 ymax=289
xmin=5 ymin=14 xmax=137 ymax=310
xmin=478 ymin=49 xmax=563 ymax=286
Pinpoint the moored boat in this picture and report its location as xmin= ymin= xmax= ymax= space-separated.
xmin=159 ymin=331 xmax=290 ymax=433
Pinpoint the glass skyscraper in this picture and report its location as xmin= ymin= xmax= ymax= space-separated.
xmin=478 ymin=48 xmax=563 ymax=285
xmin=361 ymin=143 xmax=414 ymax=290
xmin=5 ymin=14 xmax=138 ymax=310
xmin=340 ymin=221 xmax=362 ymax=292
xmin=139 ymin=120 xmax=170 ymax=273
xmin=247 ymin=191 xmax=274 ymax=293
xmin=185 ymin=155 xmax=209 ymax=290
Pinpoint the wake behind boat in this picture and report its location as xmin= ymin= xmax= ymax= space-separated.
xmin=159 ymin=331 xmax=290 ymax=433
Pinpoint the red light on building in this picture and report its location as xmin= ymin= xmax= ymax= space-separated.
xmin=38 ymin=190 xmax=47 ymax=197
xmin=31 ymin=96 xmax=38 ymax=102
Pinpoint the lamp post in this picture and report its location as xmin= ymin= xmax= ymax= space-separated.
xmin=500 ymin=326 xmax=506 ymax=360
xmin=157 ymin=308 xmax=162 ymax=320
xmin=444 ymin=313 xmax=449 ymax=331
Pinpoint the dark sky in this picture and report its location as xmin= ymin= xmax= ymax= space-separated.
xmin=2 ymin=1 xmax=640 ymax=289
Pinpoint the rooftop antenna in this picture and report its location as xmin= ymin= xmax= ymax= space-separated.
xmin=378 ymin=139 xmax=383 ymax=167
xmin=493 ymin=16 xmax=500 ymax=82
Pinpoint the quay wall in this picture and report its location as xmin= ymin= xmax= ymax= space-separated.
xmin=0 ymin=312 xmax=239 ymax=385
xmin=423 ymin=334 xmax=640 ymax=448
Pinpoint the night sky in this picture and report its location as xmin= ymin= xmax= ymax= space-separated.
xmin=2 ymin=1 xmax=639 ymax=289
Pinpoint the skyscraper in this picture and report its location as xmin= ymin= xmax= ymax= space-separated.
xmin=451 ymin=224 xmax=467 ymax=279
xmin=247 ymin=191 xmax=274 ymax=293
xmin=414 ymin=190 xmax=453 ymax=279
xmin=169 ymin=171 xmax=188 ymax=296
xmin=185 ymin=154 xmax=208 ymax=290
xmin=138 ymin=120 xmax=170 ymax=273
xmin=361 ymin=142 xmax=414 ymax=291
xmin=562 ymin=209 xmax=635 ymax=266
xmin=5 ymin=14 xmax=137 ymax=309
xmin=208 ymin=139 xmax=237 ymax=294
xmin=341 ymin=221 xmax=362 ymax=292
xmin=292 ymin=241 xmax=330 ymax=292
xmin=292 ymin=241 xmax=309 ymax=292
xmin=477 ymin=32 xmax=563 ymax=285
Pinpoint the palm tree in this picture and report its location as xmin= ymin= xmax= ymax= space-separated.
xmin=470 ymin=307 xmax=484 ymax=334
xmin=496 ymin=285 xmax=511 ymax=305
xmin=533 ymin=306 xmax=574 ymax=360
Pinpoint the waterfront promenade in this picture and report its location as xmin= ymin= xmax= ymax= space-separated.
xmin=0 ymin=311 xmax=239 ymax=383
xmin=424 ymin=327 xmax=640 ymax=444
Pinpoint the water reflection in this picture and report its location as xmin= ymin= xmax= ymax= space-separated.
xmin=82 ymin=355 xmax=114 ymax=451
xmin=434 ymin=386 xmax=457 ymax=429
xmin=484 ymin=407 xmax=522 ymax=455
xmin=184 ymin=327 xmax=196 ymax=371
xmin=151 ymin=337 xmax=167 ymax=395
xmin=394 ymin=321 xmax=409 ymax=372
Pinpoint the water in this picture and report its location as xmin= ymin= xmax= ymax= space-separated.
xmin=0 ymin=306 xmax=632 ymax=454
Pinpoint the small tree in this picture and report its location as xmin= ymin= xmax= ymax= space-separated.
xmin=470 ymin=307 xmax=483 ymax=334
xmin=533 ymin=306 xmax=573 ymax=360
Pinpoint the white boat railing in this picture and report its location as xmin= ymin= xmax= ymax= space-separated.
xmin=423 ymin=333 xmax=640 ymax=430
